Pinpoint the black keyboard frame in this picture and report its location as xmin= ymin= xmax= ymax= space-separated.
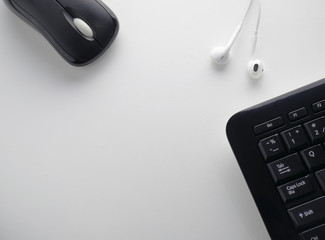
xmin=226 ymin=79 xmax=325 ymax=240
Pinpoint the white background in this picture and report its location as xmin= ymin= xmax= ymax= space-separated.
xmin=1 ymin=0 xmax=325 ymax=239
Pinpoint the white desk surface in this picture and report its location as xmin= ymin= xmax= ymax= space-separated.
xmin=1 ymin=0 xmax=325 ymax=239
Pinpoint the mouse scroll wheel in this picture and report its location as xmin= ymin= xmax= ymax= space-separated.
xmin=73 ymin=18 xmax=94 ymax=39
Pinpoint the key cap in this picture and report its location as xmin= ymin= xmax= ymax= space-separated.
xmin=299 ymin=224 xmax=325 ymax=240
xmin=288 ymin=196 xmax=325 ymax=230
xmin=281 ymin=125 xmax=309 ymax=151
xmin=254 ymin=117 xmax=284 ymax=135
xmin=259 ymin=134 xmax=286 ymax=161
xmin=278 ymin=175 xmax=315 ymax=203
xmin=304 ymin=117 xmax=325 ymax=143
xmin=315 ymin=169 xmax=325 ymax=192
xmin=312 ymin=100 xmax=325 ymax=113
xmin=301 ymin=145 xmax=325 ymax=170
xmin=288 ymin=107 xmax=308 ymax=122
xmin=268 ymin=153 xmax=306 ymax=185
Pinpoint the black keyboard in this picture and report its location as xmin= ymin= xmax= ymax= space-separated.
xmin=226 ymin=79 xmax=325 ymax=240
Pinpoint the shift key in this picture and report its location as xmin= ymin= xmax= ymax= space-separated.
xmin=288 ymin=196 xmax=325 ymax=230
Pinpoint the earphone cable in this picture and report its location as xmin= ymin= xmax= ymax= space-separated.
xmin=241 ymin=0 xmax=254 ymax=27
xmin=240 ymin=0 xmax=261 ymax=33
xmin=251 ymin=0 xmax=261 ymax=56
xmin=255 ymin=0 xmax=261 ymax=34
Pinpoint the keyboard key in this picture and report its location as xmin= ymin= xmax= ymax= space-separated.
xmin=288 ymin=107 xmax=308 ymax=122
xmin=258 ymin=134 xmax=286 ymax=161
xmin=254 ymin=117 xmax=284 ymax=135
xmin=278 ymin=175 xmax=315 ymax=203
xmin=268 ymin=153 xmax=306 ymax=185
xmin=312 ymin=100 xmax=325 ymax=113
xmin=288 ymin=196 xmax=325 ymax=230
xmin=304 ymin=117 xmax=325 ymax=143
xmin=301 ymin=145 xmax=325 ymax=170
xmin=315 ymin=169 xmax=325 ymax=192
xmin=281 ymin=126 xmax=309 ymax=151
xmin=299 ymin=224 xmax=325 ymax=240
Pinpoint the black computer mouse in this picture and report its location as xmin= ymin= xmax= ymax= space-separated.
xmin=4 ymin=0 xmax=119 ymax=66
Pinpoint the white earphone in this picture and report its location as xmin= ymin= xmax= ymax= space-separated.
xmin=210 ymin=25 xmax=242 ymax=65
xmin=211 ymin=0 xmax=264 ymax=79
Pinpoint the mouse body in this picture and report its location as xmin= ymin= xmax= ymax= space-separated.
xmin=4 ymin=0 xmax=119 ymax=66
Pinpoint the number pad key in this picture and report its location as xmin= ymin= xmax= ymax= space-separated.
xmin=258 ymin=134 xmax=286 ymax=161
xmin=268 ymin=153 xmax=306 ymax=185
xmin=281 ymin=126 xmax=309 ymax=151
xmin=304 ymin=116 xmax=325 ymax=143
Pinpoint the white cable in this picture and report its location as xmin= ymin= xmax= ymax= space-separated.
xmin=210 ymin=0 xmax=262 ymax=65
xmin=242 ymin=0 xmax=261 ymax=33
xmin=226 ymin=0 xmax=255 ymax=50
xmin=255 ymin=0 xmax=261 ymax=34
xmin=236 ymin=0 xmax=261 ymax=56
xmin=251 ymin=0 xmax=261 ymax=57
xmin=241 ymin=0 xmax=254 ymax=27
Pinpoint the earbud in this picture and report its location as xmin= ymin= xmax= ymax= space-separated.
xmin=247 ymin=32 xmax=264 ymax=79
xmin=247 ymin=59 xmax=264 ymax=79
xmin=211 ymin=25 xmax=242 ymax=65
xmin=210 ymin=47 xmax=230 ymax=65
xmin=211 ymin=0 xmax=265 ymax=80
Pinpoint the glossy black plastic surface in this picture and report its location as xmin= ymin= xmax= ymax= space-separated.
xmin=226 ymin=79 xmax=325 ymax=240
xmin=3 ymin=0 xmax=119 ymax=66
